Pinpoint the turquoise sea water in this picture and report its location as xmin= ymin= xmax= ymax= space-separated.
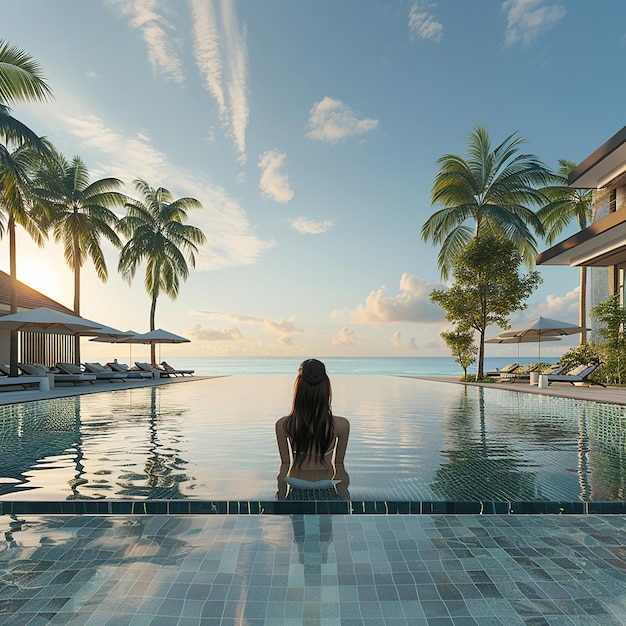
xmin=121 ymin=355 xmax=560 ymax=377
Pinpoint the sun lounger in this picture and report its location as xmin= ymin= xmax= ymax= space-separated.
xmin=134 ymin=362 xmax=171 ymax=378
xmin=497 ymin=362 xmax=538 ymax=382
xmin=486 ymin=362 xmax=519 ymax=378
xmin=545 ymin=363 xmax=605 ymax=387
xmin=82 ymin=362 xmax=128 ymax=382
xmin=0 ymin=364 xmax=43 ymax=390
xmin=159 ymin=361 xmax=194 ymax=376
xmin=106 ymin=362 xmax=152 ymax=378
xmin=20 ymin=363 xmax=96 ymax=386
xmin=49 ymin=363 xmax=97 ymax=385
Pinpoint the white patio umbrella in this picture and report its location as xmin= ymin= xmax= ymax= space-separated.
xmin=0 ymin=307 xmax=102 ymax=334
xmin=497 ymin=316 xmax=588 ymax=364
xmin=94 ymin=328 xmax=190 ymax=365
xmin=486 ymin=333 xmax=561 ymax=364
xmin=129 ymin=328 xmax=190 ymax=365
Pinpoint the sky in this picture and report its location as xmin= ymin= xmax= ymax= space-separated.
xmin=3 ymin=0 xmax=626 ymax=360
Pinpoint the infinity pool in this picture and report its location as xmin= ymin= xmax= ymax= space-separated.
xmin=0 ymin=375 xmax=624 ymax=502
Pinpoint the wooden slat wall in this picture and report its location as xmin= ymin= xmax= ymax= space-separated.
xmin=20 ymin=332 xmax=75 ymax=367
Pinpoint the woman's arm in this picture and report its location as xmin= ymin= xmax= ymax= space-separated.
xmin=333 ymin=416 xmax=350 ymax=464
xmin=275 ymin=416 xmax=291 ymax=464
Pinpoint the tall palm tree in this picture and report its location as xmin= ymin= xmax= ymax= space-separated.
xmin=0 ymin=40 xmax=52 ymax=374
xmin=118 ymin=179 xmax=206 ymax=365
xmin=33 ymin=151 xmax=125 ymax=362
xmin=422 ymin=125 xmax=550 ymax=280
xmin=0 ymin=142 xmax=49 ymax=373
xmin=537 ymin=159 xmax=593 ymax=343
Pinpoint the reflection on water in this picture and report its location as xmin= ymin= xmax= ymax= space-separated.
xmin=0 ymin=376 xmax=624 ymax=502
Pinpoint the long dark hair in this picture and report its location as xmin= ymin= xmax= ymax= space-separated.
xmin=284 ymin=359 xmax=334 ymax=467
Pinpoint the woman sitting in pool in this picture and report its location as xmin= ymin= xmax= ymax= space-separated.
xmin=275 ymin=359 xmax=350 ymax=499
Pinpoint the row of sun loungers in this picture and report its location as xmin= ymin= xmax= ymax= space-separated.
xmin=0 ymin=360 xmax=195 ymax=389
xmin=487 ymin=362 xmax=604 ymax=386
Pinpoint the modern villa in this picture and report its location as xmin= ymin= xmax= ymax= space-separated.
xmin=537 ymin=125 xmax=626 ymax=302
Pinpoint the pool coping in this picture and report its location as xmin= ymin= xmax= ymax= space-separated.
xmin=2 ymin=498 xmax=625 ymax=516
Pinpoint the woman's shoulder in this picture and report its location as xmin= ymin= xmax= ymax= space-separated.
xmin=333 ymin=414 xmax=350 ymax=431
xmin=275 ymin=415 xmax=289 ymax=430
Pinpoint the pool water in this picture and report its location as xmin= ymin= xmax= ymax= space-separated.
xmin=0 ymin=375 xmax=624 ymax=503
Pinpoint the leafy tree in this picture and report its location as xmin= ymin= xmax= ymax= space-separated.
xmin=537 ymin=159 xmax=593 ymax=343
xmin=118 ymin=179 xmax=206 ymax=365
xmin=33 ymin=150 xmax=125 ymax=362
xmin=589 ymin=295 xmax=626 ymax=385
xmin=430 ymin=235 xmax=542 ymax=378
xmin=440 ymin=329 xmax=476 ymax=379
xmin=422 ymin=125 xmax=550 ymax=280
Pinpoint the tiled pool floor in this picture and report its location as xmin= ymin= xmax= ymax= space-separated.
xmin=0 ymin=514 xmax=624 ymax=625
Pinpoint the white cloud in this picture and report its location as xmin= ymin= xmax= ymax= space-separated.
xmin=502 ymin=0 xmax=566 ymax=47
xmin=307 ymin=97 xmax=379 ymax=144
xmin=408 ymin=2 xmax=443 ymax=42
xmin=258 ymin=150 xmax=294 ymax=203
xmin=61 ymin=113 xmax=273 ymax=271
xmin=518 ymin=287 xmax=579 ymax=322
xmin=390 ymin=330 xmax=418 ymax=350
xmin=188 ymin=324 xmax=243 ymax=341
xmin=332 ymin=327 xmax=358 ymax=347
xmin=331 ymin=273 xmax=446 ymax=325
xmin=106 ymin=0 xmax=185 ymax=83
xmin=289 ymin=217 xmax=334 ymax=235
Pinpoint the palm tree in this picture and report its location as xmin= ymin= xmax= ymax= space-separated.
xmin=118 ymin=179 xmax=206 ymax=365
xmin=537 ymin=159 xmax=593 ymax=343
xmin=422 ymin=125 xmax=550 ymax=280
xmin=0 ymin=39 xmax=52 ymax=149
xmin=0 ymin=40 xmax=52 ymax=374
xmin=33 ymin=150 xmax=125 ymax=362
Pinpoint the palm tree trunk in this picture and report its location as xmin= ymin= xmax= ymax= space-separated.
xmin=8 ymin=217 xmax=18 ymax=376
xmin=579 ymin=266 xmax=587 ymax=345
xmin=74 ymin=253 xmax=81 ymax=364
xmin=150 ymin=293 xmax=157 ymax=366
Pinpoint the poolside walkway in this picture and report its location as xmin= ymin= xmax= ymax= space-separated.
xmin=409 ymin=375 xmax=626 ymax=406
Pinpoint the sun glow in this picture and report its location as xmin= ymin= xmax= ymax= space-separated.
xmin=17 ymin=257 xmax=65 ymax=304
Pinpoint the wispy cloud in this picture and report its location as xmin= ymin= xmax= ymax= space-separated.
xmin=189 ymin=0 xmax=250 ymax=161
xmin=106 ymin=0 xmax=185 ymax=83
xmin=289 ymin=217 xmax=334 ymax=235
xmin=408 ymin=2 xmax=444 ymax=42
xmin=61 ymin=112 xmax=273 ymax=270
xmin=390 ymin=330 xmax=418 ymax=350
xmin=502 ymin=0 xmax=566 ymax=46
xmin=331 ymin=273 xmax=446 ymax=325
xmin=189 ymin=0 xmax=226 ymax=118
xmin=331 ymin=327 xmax=359 ymax=347
xmin=188 ymin=323 xmax=243 ymax=341
xmin=307 ymin=97 xmax=379 ymax=144
xmin=258 ymin=150 xmax=294 ymax=203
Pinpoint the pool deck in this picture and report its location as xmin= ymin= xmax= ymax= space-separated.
xmin=0 ymin=374 xmax=625 ymax=625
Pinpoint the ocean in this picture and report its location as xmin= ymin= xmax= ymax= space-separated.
xmin=127 ymin=355 xmax=560 ymax=377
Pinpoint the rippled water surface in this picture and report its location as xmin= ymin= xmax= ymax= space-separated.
xmin=0 ymin=376 xmax=624 ymax=502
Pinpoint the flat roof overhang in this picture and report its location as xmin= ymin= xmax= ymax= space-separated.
xmin=568 ymin=125 xmax=626 ymax=188
xmin=536 ymin=209 xmax=626 ymax=268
